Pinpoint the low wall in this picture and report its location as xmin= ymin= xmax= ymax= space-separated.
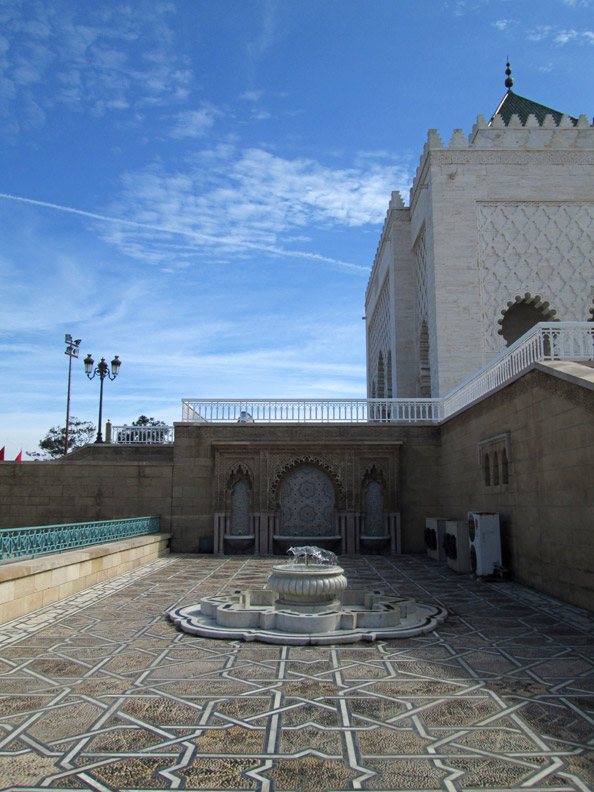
xmin=0 ymin=533 xmax=170 ymax=625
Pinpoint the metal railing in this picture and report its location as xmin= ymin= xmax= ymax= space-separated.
xmin=112 ymin=425 xmax=174 ymax=444
xmin=0 ymin=515 xmax=160 ymax=561
xmin=180 ymin=323 xmax=594 ymax=426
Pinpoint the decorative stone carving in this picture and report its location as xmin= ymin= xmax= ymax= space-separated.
xmin=478 ymin=202 xmax=594 ymax=355
xmin=268 ymin=455 xmax=344 ymax=510
xmin=278 ymin=465 xmax=335 ymax=538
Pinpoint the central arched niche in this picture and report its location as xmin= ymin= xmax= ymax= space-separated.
xmin=274 ymin=464 xmax=340 ymax=554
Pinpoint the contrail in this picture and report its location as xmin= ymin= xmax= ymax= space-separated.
xmin=0 ymin=192 xmax=370 ymax=273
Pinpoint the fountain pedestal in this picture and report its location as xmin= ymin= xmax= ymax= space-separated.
xmin=266 ymin=563 xmax=347 ymax=613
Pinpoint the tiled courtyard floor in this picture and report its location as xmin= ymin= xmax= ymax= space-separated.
xmin=0 ymin=554 xmax=593 ymax=792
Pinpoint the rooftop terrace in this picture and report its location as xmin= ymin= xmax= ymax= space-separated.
xmin=1 ymin=553 xmax=593 ymax=791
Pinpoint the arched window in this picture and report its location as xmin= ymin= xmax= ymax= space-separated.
xmin=492 ymin=451 xmax=500 ymax=486
xmin=377 ymin=352 xmax=385 ymax=399
xmin=483 ymin=454 xmax=491 ymax=486
xmin=502 ymin=448 xmax=509 ymax=485
xmin=419 ymin=321 xmax=431 ymax=397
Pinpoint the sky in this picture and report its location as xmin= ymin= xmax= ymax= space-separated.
xmin=1 ymin=0 xmax=594 ymax=458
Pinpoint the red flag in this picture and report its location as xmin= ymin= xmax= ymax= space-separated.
xmin=0 ymin=447 xmax=4 ymax=461
xmin=15 ymin=450 xmax=22 ymax=462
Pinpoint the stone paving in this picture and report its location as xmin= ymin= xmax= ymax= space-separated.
xmin=0 ymin=554 xmax=593 ymax=792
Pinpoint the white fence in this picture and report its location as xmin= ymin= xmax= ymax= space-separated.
xmin=111 ymin=425 xmax=175 ymax=444
xmin=180 ymin=398 xmax=440 ymax=424
xmin=181 ymin=323 xmax=594 ymax=427
xmin=440 ymin=322 xmax=594 ymax=420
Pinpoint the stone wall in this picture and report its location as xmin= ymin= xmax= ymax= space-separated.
xmin=439 ymin=361 xmax=594 ymax=610
xmin=171 ymin=422 xmax=441 ymax=554
xmin=0 ymin=445 xmax=174 ymax=532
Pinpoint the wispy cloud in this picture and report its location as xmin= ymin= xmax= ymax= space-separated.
xmin=555 ymin=28 xmax=579 ymax=44
xmin=0 ymin=1 xmax=192 ymax=135
xmin=527 ymin=23 xmax=594 ymax=45
xmin=0 ymin=183 xmax=374 ymax=274
xmin=493 ymin=19 xmax=517 ymax=31
xmin=98 ymin=147 xmax=411 ymax=271
xmin=169 ymin=104 xmax=221 ymax=138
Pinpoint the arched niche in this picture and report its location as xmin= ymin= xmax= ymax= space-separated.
xmin=360 ymin=466 xmax=390 ymax=553
xmin=225 ymin=464 xmax=255 ymax=554
xmin=278 ymin=464 xmax=336 ymax=539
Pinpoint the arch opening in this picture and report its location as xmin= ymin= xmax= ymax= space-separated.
xmin=499 ymin=296 xmax=557 ymax=347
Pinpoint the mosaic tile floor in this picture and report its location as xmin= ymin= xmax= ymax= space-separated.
xmin=0 ymin=554 xmax=593 ymax=792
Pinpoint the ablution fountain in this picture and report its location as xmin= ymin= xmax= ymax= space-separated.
xmin=168 ymin=547 xmax=447 ymax=645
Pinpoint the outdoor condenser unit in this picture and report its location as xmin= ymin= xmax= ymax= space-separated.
xmin=467 ymin=512 xmax=501 ymax=576
xmin=444 ymin=520 xmax=472 ymax=574
xmin=424 ymin=518 xmax=448 ymax=562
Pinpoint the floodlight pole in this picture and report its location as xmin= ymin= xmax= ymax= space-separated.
xmin=64 ymin=335 xmax=81 ymax=455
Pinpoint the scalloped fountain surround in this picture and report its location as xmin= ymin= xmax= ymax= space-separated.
xmin=168 ymin=561 xmax=447 ymax=645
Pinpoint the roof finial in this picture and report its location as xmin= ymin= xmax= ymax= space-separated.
xmin=505 ymin=59 xmax=514 ymax=89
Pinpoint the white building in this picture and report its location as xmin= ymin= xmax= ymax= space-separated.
xmin=366 ymin=69 xmax=594 ymax=398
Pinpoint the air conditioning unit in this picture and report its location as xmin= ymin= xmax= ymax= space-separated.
xmin=424 ymin=518 xmax=448 ymax=562
xmin=468 ymin=512 xmax=501 ymax=576
xmin=444 ymin=520 xmax=472 ymax=573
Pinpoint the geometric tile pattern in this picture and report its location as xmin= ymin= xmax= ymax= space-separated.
xmin=478 ymin=201 xmax=594 ymax=354
xmin=1 ymin=554 xmax=593 ymax=791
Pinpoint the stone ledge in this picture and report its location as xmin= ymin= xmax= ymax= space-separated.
xmin=536 ymin=360 xmax=594 ymax=391
xmin=0 ymin=534 xmax=171 ymax=624
xmin=0 ymin=534 xmax=171 ymax=583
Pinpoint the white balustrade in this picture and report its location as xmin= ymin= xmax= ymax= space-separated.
xmin=181 ymin=323 xmax=593 ymax=427
xmin=112 ymin=425 xmax=174 ymax=444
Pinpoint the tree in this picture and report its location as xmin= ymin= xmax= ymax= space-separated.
xmin=29 ymin=417 xmax=96 ymax=459
xmin=132 ymin=415 xmax=167 ymax=427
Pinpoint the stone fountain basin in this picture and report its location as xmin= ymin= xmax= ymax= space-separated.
xmin=266 ymin=563 xmax=347 ymax=612
xmin=169 ymin=587 xmax=447 ymax=645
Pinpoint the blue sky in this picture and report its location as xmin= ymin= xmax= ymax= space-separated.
xmin=1 ymin=0 xmax=593 ymax=457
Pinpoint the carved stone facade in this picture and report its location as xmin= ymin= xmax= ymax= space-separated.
xmin=199 ymin=431 xmax=407 ymax=555
xmin=366 ymin=94 xmax=594 ymax=398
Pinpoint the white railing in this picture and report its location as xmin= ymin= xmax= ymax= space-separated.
xmin=181 ymin=398 xmax=441 ymax=424
xmin=112 ymin=425 xmax=175 ymax=444
xmin=181 ymin=323 xmax=594 ymax=426
xmin=440 ymin=322 xmax=594 ymax=420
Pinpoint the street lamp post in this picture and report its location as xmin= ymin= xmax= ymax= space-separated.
xmin=64 ymin=334 xmax=81 ymax=456
xmin=84 ymin=354 xmax=121 ymax=443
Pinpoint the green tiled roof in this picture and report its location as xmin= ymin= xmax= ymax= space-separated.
xmin=492 ymin=89 xmax=577 ymax=126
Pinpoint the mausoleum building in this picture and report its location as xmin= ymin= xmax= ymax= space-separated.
xmin=366 ymin=67 xmax=594 ymax=398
